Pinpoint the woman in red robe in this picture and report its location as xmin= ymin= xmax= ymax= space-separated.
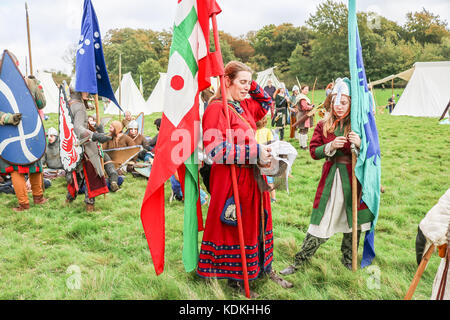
xmin=197 ymin=61 xmax=292 ymax=294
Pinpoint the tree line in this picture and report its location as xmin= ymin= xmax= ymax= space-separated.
xmin=63 ymin=0 xmax=450 ymax=98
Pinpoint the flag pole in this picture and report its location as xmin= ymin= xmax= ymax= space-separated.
xmin=95 ymin=94 xmax=100 ymax=126
xmin=211 ymin=13 xmax=251 ymax=299
xmin=25 ymin=2 xmax=33 ymax=75
xmin=351 ymin=150 xmax=358 ymax=271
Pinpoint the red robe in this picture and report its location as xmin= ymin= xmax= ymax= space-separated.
xmin=197 ymin=81 xmax=274 ymax=281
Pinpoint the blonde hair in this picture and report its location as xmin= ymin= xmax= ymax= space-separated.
xmin=321 ymin=95 xmax=351 ymax=137
xmin=209 ymin=60 xmax=253 ymax=104
xmin=256 ymin=114 xmax=268 ymax=129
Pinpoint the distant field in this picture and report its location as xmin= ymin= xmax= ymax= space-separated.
xmin=0 ymin=88 xmax=449 ymax=300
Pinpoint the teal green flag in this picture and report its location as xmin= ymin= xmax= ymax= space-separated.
xmin=348 ymin=0 xmax=381 ymax=267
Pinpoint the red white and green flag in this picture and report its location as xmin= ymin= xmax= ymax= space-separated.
xmin=141 ymin=0 xmax=223 ymax=275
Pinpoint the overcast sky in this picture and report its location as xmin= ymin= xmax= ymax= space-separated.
xmin=0 ymin=0 xmax=448 ymax=75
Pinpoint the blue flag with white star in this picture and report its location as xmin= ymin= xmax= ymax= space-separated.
xmin=75 ymin=0 xmax=121 ymax=111
xmin=348 ymin=0 xmax=381 ymax=268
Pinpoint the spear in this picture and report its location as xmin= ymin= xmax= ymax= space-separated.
xmin=25 ymin=2 xmax=33 ymax=75
xmin=118 ymin=53 xmax=122 ymax=121
xmin=211 ymin=13 xmax=251 ymax=299
xmin=404 ymin=244 xmax=435 ymax=299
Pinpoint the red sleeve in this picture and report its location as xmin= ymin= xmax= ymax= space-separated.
xmin=300 ymin=99 xmax=313 ymax=111
xmin=202 ymin=101 xmax=259 ymax=165
xmin=242 ymin=80 xmax=272 ymax=123
xmin=309 ymin=121 xmax=326 ymax=160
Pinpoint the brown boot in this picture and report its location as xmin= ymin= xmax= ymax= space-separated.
xmin=269 ymin=270 xmax=294 ymax=288
xmin=227 ymin=280 xmax=259 ymax=299
xmin=86 ymin=204 xmax=95 ymax=212
xmin=12 ymin=203 xmax=30 ymax=212
xmin=33 ymin=195 xmax=49 ymax=205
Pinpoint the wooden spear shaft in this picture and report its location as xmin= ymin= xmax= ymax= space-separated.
xmin=212 ymin=13 xmax=251 ymax=299
xmin=25 ymin=2 xmax=33 ymax=75
xmin=404 ymin=244 xmax=435 ymax=300
xmin=118 ymin=53 xmax=122 ymax=121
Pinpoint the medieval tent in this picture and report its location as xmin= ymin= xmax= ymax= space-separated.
xmin=104 ymin=72 xmax=148 ymax=115
xmin=35 ymin=70 xmax=59 ymax=114
xmin=371 ymin=61 xmax=450 ymax=117
xmin=255 ymin=67 xmax=282 ymax=89
xmin=145 ymin=72 xmax=166 ymax=114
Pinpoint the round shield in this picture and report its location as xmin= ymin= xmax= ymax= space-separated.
xmin=0 ymin=50 xmax=46 ymax=165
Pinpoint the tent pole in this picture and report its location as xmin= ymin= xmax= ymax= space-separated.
xmin=439 ymin=101 xmax=450 ymax=121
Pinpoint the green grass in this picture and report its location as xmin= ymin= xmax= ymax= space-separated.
xmin=0 ymin=89 xmax=448 ymax=299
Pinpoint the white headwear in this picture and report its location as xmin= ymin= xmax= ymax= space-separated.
xmin=47 ymin=127 xmax=58 ymax=136
xmin=331 ymin=78 xmax=351 ymax=106
xmin=292 ymin=85 xmax=299 ymax=92
xmin=128 ymin=120 xmax=138 ymax=129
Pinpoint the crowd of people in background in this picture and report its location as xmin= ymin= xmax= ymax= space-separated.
xmin=1 ymin=53 xmax=447 ymax=299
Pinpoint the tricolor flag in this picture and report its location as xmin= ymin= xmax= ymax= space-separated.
xmin=75 ymin=0 xmax=121 ymax=111
xmin=141 ymin=0 xmax=223 ymax=275
xmin=348 ymin=0 xmax=381 ymax=268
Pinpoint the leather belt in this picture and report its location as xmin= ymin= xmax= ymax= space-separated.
xmin=327 ymin=156 xmax=352 ymax=164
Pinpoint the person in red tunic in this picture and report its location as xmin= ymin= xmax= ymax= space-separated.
xmin=280 ymin=78 xmax=375 ymax=275
xmin=198 ymin=61 xmax=292 ymax=296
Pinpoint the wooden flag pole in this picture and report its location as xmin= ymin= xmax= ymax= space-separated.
xmin=95 ymin=94 xmax=100 ymax=126
xmin=351 ymin=151 xmax=358 ymax=272
xmin=404 ymin=244 xmax=435 ymax=300
xmin=25 ymin=2 xmax=33 ymax=75
xmin=212 ymin=13 xmax=251 ymax=300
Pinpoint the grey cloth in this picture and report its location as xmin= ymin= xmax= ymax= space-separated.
xmin=103 ymin=153 xmax=118 ymax=184
xmin=69 ymin=98 xmax=103 ymax=177
xmin=43 ymin=136 xmax=63 ymax=169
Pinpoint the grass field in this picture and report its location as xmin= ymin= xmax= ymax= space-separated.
xmin=0 ymin=88 xmax=448 ymax=300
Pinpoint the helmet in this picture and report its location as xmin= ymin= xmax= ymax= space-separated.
xmin=128 ymin=120 xmax=138 ymax=129
xmin=47 ymin=127 xmax=58 ymax=136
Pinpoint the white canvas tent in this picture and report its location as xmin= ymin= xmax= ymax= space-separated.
xmin=373 ymin=61 xmax=450 ymax=117
xmin=35 ymin=70 xmax=59 ymax=114
xmin=104 ymin=72 xmax=148 ymax=115
xmin=369 ymin=67 xmax=415 ymax=87
xmin=145 ymin=72 xmax=166 ymax=114
xmin=255 ymin=67 xmax=281 ymax=89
